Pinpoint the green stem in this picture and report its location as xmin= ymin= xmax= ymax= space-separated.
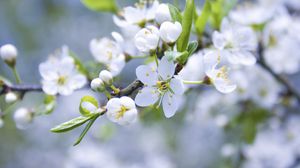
xmin=110 ymin=85 xmax=120 ymax=94
xmin=154 ymin=53 xmax=159 ymax=66
xmin=73 ymin=113 xmax=100 ymax=146
xmin=104 ymin=90 xmax=112 ymax=99
xmin=183 ymin=80 xmax=204 ymax=85
xmin=12 ymin=66 xmax=21 ymax=84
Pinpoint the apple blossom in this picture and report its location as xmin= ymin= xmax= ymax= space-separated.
xmin=212 ymin=18 xmax=257 ymax=66
xmin=155 ymin=3 xmax=172 ymax=24
xmin=106 ymin=96 xmax=138 ymax=125
xmin=90 ymin=37 xmax=125 ymax=76
xmin=90 ymin=78 xmax=105 ymax=92
xmin=203 ymin=51 xmax=237 ymax=94
xmin=39 ymin=47 xmax=87 ymax=96
xmin=134 ymin=26 xmax=160 ymax=53
xmin=135 ymin=56 xmax=184 ymax=118
xmin=99 ymin=70 xmax=113 ymax=85
xmin=122 ymin=0 xmax=159 ymax=25
xmin=13 ymin=108 xmax=33 ymax=129
xmin=0 ymin=44 xmax=18 ymax=66
xmin=5 ymin=92 xmax=18 ymax=104
xmin=159 ymin=21 xmax=182 ymax=44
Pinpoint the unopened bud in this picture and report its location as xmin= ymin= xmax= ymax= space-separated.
xmin=99 ymin=70 xmax=113 ymax=85
xmin=90 ymin=78 xmax=105 ymax=92
xmin=13 ymin=108 xmax=33 ymax=129
xmin=0 ymin=44 xmax=18 ymax=67
xmin=5 ymin=92 xmax=18 ymax=104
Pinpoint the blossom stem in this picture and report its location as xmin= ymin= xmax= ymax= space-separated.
xmin=154 ymin=53 xmax=159 ymax=66
xmin=12 ymin=67 xmax=21 ymax=84
xmin=182 ymin=80 xmax=204 ymax=85
xmin=104 ymin=90 xmax=112 ymax=99
xmin=110 ymin=85 xmax=120 ymax=94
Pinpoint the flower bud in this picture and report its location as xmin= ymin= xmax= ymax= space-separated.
xmin=0 ymin=44 xmax=18 ymax=67
xmin=13 ymin=108 xmax=33 ymax=129
xmin=99 ymin=70 xmax=113 ymax=85
xmin=90 ymin=78 xmax=105 ymax=92
xmin=155 ymin=4 xmax=172 ymax=24
xmin=134 ymin=26 xmax=160 ymax=53
xmin=5 ymin=92 xmax=18 ymax=104
xmin=159 ymin=21 xmax=182 ymax=44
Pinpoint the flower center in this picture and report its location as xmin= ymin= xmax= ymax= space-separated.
xmin=116 ymin=105 xmax=128 ymax=119
xmin=216 ymin=66 xmax=229 ymax=81
xmin=58 ymin=76 xmax=67 ymax=85
xmin=156 ymin=81 xmax=170 ymax=93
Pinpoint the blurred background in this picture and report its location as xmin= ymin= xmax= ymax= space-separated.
xmin=1 ymin=0 xmax=300 ymax=168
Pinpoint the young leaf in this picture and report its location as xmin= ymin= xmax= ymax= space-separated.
xmin=50 ymin=116 xmax=93 ymax=133
xmin=69 ymin=50 xmax=89 ymax=78
xmin=187 ymin=41 xmax=198 ymax=56
xmin=195 ymin=0 xmax=211 ymax=35
xmin=79 ymin=96 xmax=99 ymax=116
xmin=81 ymin=0 xmax=118 ymax=13
xmin=176 ymin=0 xmax=195 ymax=52
xmin=168 ymin=4 xmax=182 ymax=23
xmin=43 ymin=95 xmax=56 ymax=114
xmin=73 ymin=114 xmax=99 ymax=146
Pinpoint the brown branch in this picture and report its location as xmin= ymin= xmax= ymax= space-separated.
xmin=257 ymin=42 xmax=300 ymax=103
xmin=0 ymin=83 xmax=43 ymax=95
xmin=112 ymin=80 xmax=143 ymax=97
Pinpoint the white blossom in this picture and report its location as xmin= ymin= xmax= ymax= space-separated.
xmin=134 ymin=26 xmax=160 ymax=53
xmin=159 ymin=21 xmax=182 ymax=44
xmin=13 ymin=108 xmax=33 ymax=129
xmin=99 ymin=70 xmax=113 ymax=85
xmin=90 ymin=78 xmax=105 ymax=92
xmin=155 ymin=3 xmax=172 ymax=24
xmin=212 ymin=18 xmax=257 ymax=66
xmin=39 ymin=47 xmax=87 ymax=96
xmin=5 ymin=92 xmax=18 ymax=104
xmin=106 ymin=96 xmax=138 ymax=125
xmin=122 ymin=0 xmax=159 ymax=25
xmin=203 ymin=51 xmax=237 ymax=94
xmin=0 ymin=44 xmax=17 ymax=65
xmin=135 ymin=56 xmax=184 ymax=118
xmin=90 ymin=37 xmax=125 ymax=76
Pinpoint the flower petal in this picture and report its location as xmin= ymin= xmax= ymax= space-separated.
xmin=214 ymin=78 xmax=237 ymax=94
xmin=120 ymin=96 xmax=136 ymax=109
xmin=135 ymin=87 xmax=160 ymax=107
xmin=42 ymin=80 xmax=58 ymax=95
xmin=170 ymin=78 xmax=184 ymax=95
xmin=136 ymin=65 xmax=158 ymax=86
xmin=213 ymin=31 xmax=226 ymax=50
xmin=158 ymin=56 xmax=175 ymax=80
xmin=162 ymin=92 xmax=180 ymax=118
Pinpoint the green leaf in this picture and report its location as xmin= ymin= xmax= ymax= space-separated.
xmin=79 ymin=96 xmax=99 ymax=116
xmin=175 ymin=51 xmax=189 ymax=65
xmin=195 ymin=0 xmax=211 ymax=35
xmin=69 ymin=50 xmax=90 ymax=78
xmin=168 ymin=4 xmax=182 ymax=23
xmin=73 ymin=114 xmax=99 ymax=146
xmin=43 ymin=95 xmax=56 ymax=114
xmin=81 ymin=0 xmax=118 ymax=13
xmin=187 ymin=41 xmax=198 ymax=56
xmin=176 ymin=0 xmax=195 ymax=52
xmin=50 ymin=115 xmax=93 ymax=133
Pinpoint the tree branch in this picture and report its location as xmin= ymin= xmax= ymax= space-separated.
xmin=0 ymin=83 xmax=43 ymax=95
xmin=257 ymin=42 xmax=300 ymax=103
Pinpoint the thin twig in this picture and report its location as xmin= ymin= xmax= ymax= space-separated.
xmin=257 ymin=42 xmax=300 ymax=103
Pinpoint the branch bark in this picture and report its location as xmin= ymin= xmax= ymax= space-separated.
xmin=257 ymin=42 xmax=300 ymax=103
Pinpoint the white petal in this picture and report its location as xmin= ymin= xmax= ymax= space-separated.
xmin=42 ymin=80 xmax=58 ymax=95
xmin=120 ymin=96 xmax=136 ymax=109
xmin=106 ymin=98 xmax=122 ymax=113
xmin=158 ymin=56 xmax=175 ymax=80
xmin=214 ymin=78 xmax=237 ymax=94
xmin=58 ymin=57 xmax=75 ymax=76
xmin=58 ymin=85 xmax=73 ymax=96
xmin=227 ymin=51 xmax=256 ymax=66
xmin=170 ymin=78 xmax=184 ymax=95
xmin=203 ymin=51 xmax=220 ymax=73
xmin=107 ymin=54 xmax=126 ymax=76
xmin=135 ymin=87 xmax=160 ymax=107
xmin=119 ymin=109 xmax=137 ymax=125
xmin=212 ymin=31 xmax=226 ymax=49
xmin=81 ymin=101 xmax=97 ymax=112
xmin=39 ymin=62 xmax=59 ymax=80
xmin=162 ymin=92 xmax=180 ymax=118
xmin=136 ymin=65 xmax=158 ymax=86
xmin=69 ymin=74 xmax=87 ymax=89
